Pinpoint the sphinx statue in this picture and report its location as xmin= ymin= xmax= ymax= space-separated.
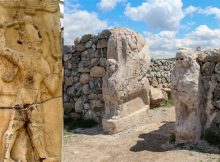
xmin=102 ymin=28 xmax=151 ymax=133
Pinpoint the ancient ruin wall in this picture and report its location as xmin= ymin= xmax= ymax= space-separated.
xmin=63 ymin=30 xmax=111 ymax=122
xmin=63 ymin=30 xmax=174 ymax=122
xmin=147 ymin=60 xmax=174 ymax=88
xmin=197 ymin=49 xmax=220 ymax=139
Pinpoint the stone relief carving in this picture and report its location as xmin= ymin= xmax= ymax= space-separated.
xmin=0 ymin=1 xmax=62 ymax=161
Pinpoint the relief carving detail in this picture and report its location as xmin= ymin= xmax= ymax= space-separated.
xmin=0 ymin=1 xmax=62 ymax=162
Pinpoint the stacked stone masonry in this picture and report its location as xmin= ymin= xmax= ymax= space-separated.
xmin=197 ymin=49 xmax=220 ymax=141
xmin=147 ymin=60 xmax=175 ymax=88
xmin=63 ymin=30 xmax=175 ymax=122
xmin=63 ymin=30 xmax=111 ymax=122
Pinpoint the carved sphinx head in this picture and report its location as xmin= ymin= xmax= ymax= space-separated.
xmin=103 ymin=28 xmax=151 ymax=109
xmin=176 ymin=48 xmax=197 ymax=68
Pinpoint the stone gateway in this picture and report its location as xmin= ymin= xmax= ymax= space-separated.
xmin=102 ymin=28 xmax=151 ymax=133
xmin=0 ymin=1 xmax=62 ymax=161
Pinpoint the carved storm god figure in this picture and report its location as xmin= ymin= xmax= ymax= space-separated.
xmin=102 ymin=28 xmax=151 ymax=134
xmin=171 ymin=48 xmax=201 ymax=144
xmin=0 ymin=1 xmax=62 ymax=162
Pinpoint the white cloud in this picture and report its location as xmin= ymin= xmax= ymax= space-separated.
xmin=200 ymin=7 xmax=220 ymax=22
xmin=184 ymin=5 xmax=200 ymax=15
xmin=145 ymin=25 xmax=220 ymax=59
xmin=64 ymin=0 xmax=81 ymax=14
xmin=124 ymin=0 xmax=184 ymax=31
xmin=64 ymin=10 xmax=108 ymax=45
xmin=97 ymin=0 xmax=125 ymax=11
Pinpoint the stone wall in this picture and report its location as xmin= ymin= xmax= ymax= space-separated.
xmin=197 ymin=49 xmax=220 ymax=140
xmin=63 ymin=30 xmax=111 ymax=122
xmin=147 ymin=60 xmax=175 ymax=88
xmin=63 ymin=30 xmax=175 ymax=122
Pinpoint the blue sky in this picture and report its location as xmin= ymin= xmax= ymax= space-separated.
xmin=64 ymin=0 xmax=220 ymax=59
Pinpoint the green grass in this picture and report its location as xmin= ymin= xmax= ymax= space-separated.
xmin=164 ymin=98 xmax=173 ymax=107
xmin=63 ymin=129 xmax=74 ymax=136
xmin=64 ymin=117 xmax=98 ymax=131
xmin=169 ymin=133 xmax=176 ymax=144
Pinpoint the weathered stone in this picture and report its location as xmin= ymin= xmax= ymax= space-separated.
xmin=89 ymin=100 xmax=97 ymax=109
xmin=84 ymin=110 xmax=99 ymax=122
xmin=68 ymin=112 xmax=81 ymax=119
xmin=75 ymin=97 xmax=84 ymax=113
xmin=89 ymin=78 xmax=103 ymax=89
xmin=215 ymin=63 xmax=220 ymax=74
xmin=63 ymin=45 xmax=73 ymax=54
xmin=99 ymin=58 xmax=107 ymax=66
xmin=75 ymin=43 xmax=86 ymax=52
xmin=82 ymin=84 xmax=90 ymax=95
xmin=211 ymin=74 xmax=220 ymax=82
xmin=74 ymin=37 xmax=81 ymax=45
xmin=88 ymin=93 xmax=97 ymax=100
xmin=81 ymin=49 xmax=93 ymax=60
xmin=64 ymin=69 xmax=72 ymax=78
xmin=171 ymin=48 xmax=201 ymax=144
xmin=63 ymin=54 xmax=72 ymax=61
xmin=79 ymin=73 xmax=90 ymax=84
xmin=150 ymin=77 xmax=158 ymax=87
xmin=78 ymin=61 xmax=91 ymax=73
xmin=213 ymin=83 xmax=220 ymax=101
xmin=204 ymin=112 xmax=220 ymax=142
xmin=65 ymin=77 xmax=74 ymax=86
xmin=91 ymin=58 xmax=99 ymax=66
xmin=149 ymin=86 xmax=168 ymax=107
xmin=84 ymin=103 xmax=90 ymax=110
xmin=202 ymin=62 xmax=215 ymax=75
xmin=206 ymin=50 xmax=220 ymax=62
xmin=102 ymin=28 xmax=151 ymax=134
xmin=81 ymin=34 xmax=92 ymax=43
xmin=67 ymin=83 xmax=82 ymax=97
xmin=85 ymin=40 xmax=93 ymax=49
xmin=64 ymin=94 xmax=70 ymax=103
xmin=96 ymin=100 xmax=104 ymax=108
xmin=64 ymin=103 xmax=75 ymax=114
xmin=97 ymin=39 xmax=108 ymax=48
xmin=90 ymin=66 xmax=106 ymax=77
xmin=212 ymin=101 xmax=220 ymax=109
xmin=98 ymin=29 xmax=111 ymax=39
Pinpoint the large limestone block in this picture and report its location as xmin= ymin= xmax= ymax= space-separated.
xmin=102 ymin=28 xmax=151 ymax=133
xmin=171 ymin=48 xmax=201 ymax=144
xmin=0 ymin=1 xmax=63 ymax=161
xmin=149 ymin=86 xmax=168 ymax=107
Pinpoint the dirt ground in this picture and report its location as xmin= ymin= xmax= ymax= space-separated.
xmin=63 ymin=107 xmax=220 ymax=162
